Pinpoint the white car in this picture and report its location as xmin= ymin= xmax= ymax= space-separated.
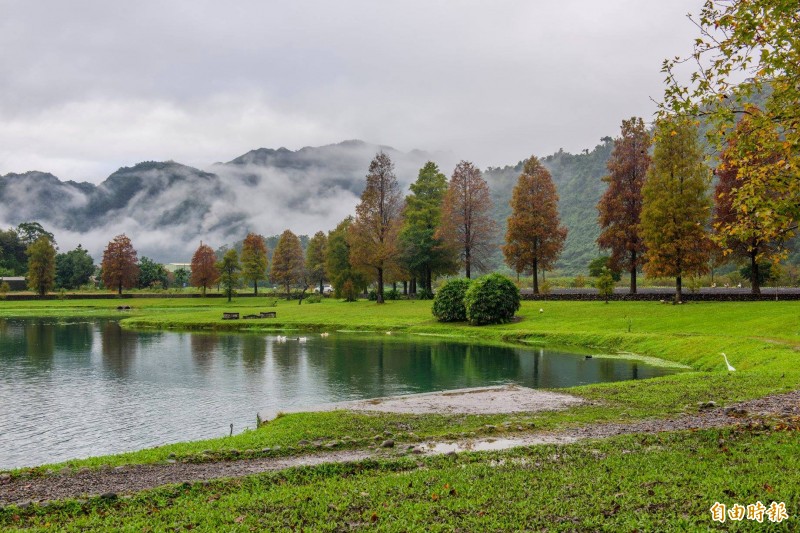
xmin=313 ymin=284 xmax=334 ymax=295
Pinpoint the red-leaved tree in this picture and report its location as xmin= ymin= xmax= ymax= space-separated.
xmin=190 ymin=242 xmax=220 ymax=296
xmin=438 ymin=161 xmax=496 ymax=279
xmin=597 ymin=117 xmax=651 ymax=294
xmin=101 ymin=234 xmax=139 ymax=295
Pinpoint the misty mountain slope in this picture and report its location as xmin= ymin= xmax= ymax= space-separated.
xmin=0 ymin=142 xmax=445 ymax=262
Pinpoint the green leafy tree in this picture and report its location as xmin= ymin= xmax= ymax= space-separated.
xmin=305 ymin=231 xmax=328 ymax=294
xmin=240 ymin=233 xmax=269 ymax=295
xmin=173 ymin=267 xmax=190 ymax=288
xmin=17 ymin=222 xmax=54 ymax=247
xmin=55 ymin=245 xmax=95 ymax=289
xmin=502 ymin=157 xmax=567 ymax=294
xmin=596 ymin=267 xmax=615 ymax=303
xmin=270 ymin=229 xmax=305 ymax=300
xmin=588 ymin=256 xmax=621 ymax=281
xmin=138 ymin=257 xmax=169 ymax=289
xmin=661 ymin=0 xmax=800 ymax=241
xmin=217 ymin=248 xmax=241 ymax=302
xmin=26 ymin=236 xmax=57 ymax=296
xmin=0 ymin=228 xmax=27 ymax=274
xmin=399 ymin=162 xmax=458 ymax=296
xmin=641 ymin=118 xmax=713 ymax=302
xmin=597 ymin=117 xmax=651 ymax=293
xmin=326 ymin=217 xmax=367 ymax=301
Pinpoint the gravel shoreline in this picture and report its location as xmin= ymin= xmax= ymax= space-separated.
xmin=1 ymin=389 xmax=798 ymax=507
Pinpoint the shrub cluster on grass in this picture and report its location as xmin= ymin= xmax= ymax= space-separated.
xmin=431 ymin=278 xmax=472 ymax=322
xmin=433 ymin=274 xmax=520 ymax=325
xmin=464 ymin=274 xmax=520 ymax=325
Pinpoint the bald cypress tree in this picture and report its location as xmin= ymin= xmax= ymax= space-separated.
xmin=597 ymin=117 xmax=650 ymax=294
xmin=641 ymin=117 xmax=712 ymax=303
xmin=503 ymin=157 xmax=567 ymax=293
xmin=348 ymin=153 xmax=403 ymax=304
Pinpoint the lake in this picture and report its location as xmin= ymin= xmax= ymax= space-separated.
xmin=0 ymin=318 xmax=678 ymax=469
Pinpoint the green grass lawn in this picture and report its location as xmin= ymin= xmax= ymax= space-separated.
xmin=1 ymin=297 xmax=798 ymax=528
xmin=3 ymin=426 xmax=798 ymax=531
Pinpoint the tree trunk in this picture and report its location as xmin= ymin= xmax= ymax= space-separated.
xmin=402 ymin=281 xmax=408 ymax=295
xmin=465 ymin=246 xmax=471 ymax=279
xmin=675 ymin=276 xmax=682 ymax=304
xmin=532 ymin=258 xmax=539 ymax=294
xmin=629 ymin=251 xmax=637 ymax=294
xmin=377 ymin=267 xmax=384 ymax=304
xmin=750 ymin=251 xmax=761 ymax=295
xmin=254 ymin=280 xmax=258 ymax=296
xmin=285 ymin=283 xmax=291 ymax=300
xmin=319 ymin=278 xmax=324 ymax=295
xmin=118 ymin=282 xmax=122 ymax=296
xmin=202 ymin=285 xmax=207 ymax=297
xmin=410 ymin=278 xmax=416 ymax=296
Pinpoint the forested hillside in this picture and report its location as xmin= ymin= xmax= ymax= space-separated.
xmin=485 ymin=139 xmax=613 ymax=275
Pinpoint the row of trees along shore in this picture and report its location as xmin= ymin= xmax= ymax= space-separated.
xmin=11 ymin=112 xmax=799 ymax=303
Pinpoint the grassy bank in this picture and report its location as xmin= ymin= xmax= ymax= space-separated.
xmin=1 ymin=297 xmax=798 ymax=528
xmin=3 ymin=425 xmax=798 ymax=530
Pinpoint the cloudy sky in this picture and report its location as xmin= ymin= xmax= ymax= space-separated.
xmin=0 ymin=0 xmax=701 ymax=184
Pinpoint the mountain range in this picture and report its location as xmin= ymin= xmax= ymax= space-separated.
xmin=0 ymin=140 xmax=610 ymax=274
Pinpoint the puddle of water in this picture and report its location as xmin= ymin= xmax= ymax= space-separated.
xmin=421 ymin=435 xmax=577 ymax=454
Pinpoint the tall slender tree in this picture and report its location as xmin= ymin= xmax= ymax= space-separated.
xmin=348 ymin=153 xmax=404 ymax=304
xmin=190 ymin=242 xmax=219 ymax=296
xmin=26 ymin=236 xmax=57 ymax=296
xmin=270 ymin=229 xmax=305 ymax=300
xmin=217 ymin=248 xmax=241 ymax=303
xmin=597 ymin=117 xmax=651 ymax=294
xmin=240 ymin=233 xmax=269 ymax=295
xmin=713 ymin=110 xmax=794 ymax=294
xmin=101 ymin=234 xmax=139 ymax=295
xmin=503 ymin=157 xmax=567 ymax=294
xmin=399 ymin=162 xmax=457 ymax=295
xmin=305 ymin=231 xmax=328 ymax=294
xmin=438 ymin=161 xmax=496 ymax=279
xmin=641 ymin=117 xmax=712 ymax=302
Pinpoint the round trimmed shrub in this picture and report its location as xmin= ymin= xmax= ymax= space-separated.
xmin=464 ymin=273 xmax=520 ymax=325
xmin=432 ymin=278 xmax=472 ymax=322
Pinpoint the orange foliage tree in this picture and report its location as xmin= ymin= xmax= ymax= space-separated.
xmin=597 ymin=117 xmax=651 ymax=294
xmin=101 ymin=234 xmax=139 ymax=295
xmin=270 ymin=229 xmax=306 ymax=300
xmin=347 ymin=153 xmax=404 ymax=304
xmin=190 ymin=242 xmax=219 ymax=296
xmin=503 ymin=157 xmax=567 ymax=293
xmin=438 ymin=161 xmax=496 ymax=279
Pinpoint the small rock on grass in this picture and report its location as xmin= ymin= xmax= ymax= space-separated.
xmin=698 ymin=401 xmax=717 ymax=410
xmin=380 ymin=439 xmax=394 ymax=448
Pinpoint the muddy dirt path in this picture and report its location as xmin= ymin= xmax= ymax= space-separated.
xmin=2 ymin=390 xmax=798 ymax=507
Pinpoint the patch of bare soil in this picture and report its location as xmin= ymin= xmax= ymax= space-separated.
xmin=292 ymin=385 xmax=585 ymax=416
xmin=1 ymin=389 xmax=798 ymax=507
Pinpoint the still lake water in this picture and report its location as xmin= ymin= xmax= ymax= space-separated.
xmin=0 ymin=318 xmax=678 ymax=469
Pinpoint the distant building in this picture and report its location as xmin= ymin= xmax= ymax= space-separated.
xmin=165 ymin=263 xmax=191 ymax=273
xmin=0 ymin=277 xmax=27 ymax=291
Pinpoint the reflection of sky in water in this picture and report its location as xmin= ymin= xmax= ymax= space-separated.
xmin=0 ymin=318 xmax=678 ymax=469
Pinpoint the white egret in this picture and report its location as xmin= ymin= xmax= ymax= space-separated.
xmin=721 ymin=353 xmax=735 ymax=372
